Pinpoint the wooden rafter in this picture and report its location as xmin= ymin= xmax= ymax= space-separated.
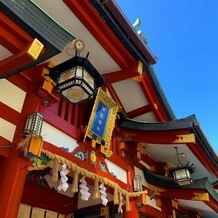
xmin=127 ymin=104 xmax=152 ymax=118
xmin=105 ymin=84 xmax=124 ymax=109
xmin=139 ymin=73 xmax=168 ymax=121
xmin=103 ymin=61 xmax=143 ymax=84
xmin=0 ymin=38 xmax=44 ymax=77
xmin=0 ymin=12 xmax=32 ymax=53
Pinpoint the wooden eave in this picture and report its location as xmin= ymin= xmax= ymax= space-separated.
xmin=94 ymin=0 xmax=157 ymax=65
xmin=143 ymin=168 xmax=218 ymax=212
xmin=0 ymin=0 xmax=75 ymax=79
xmin=119 ymin=113 xmax=218 ymax=177
xmin=64 ymin=0 xmax=174 ymax=121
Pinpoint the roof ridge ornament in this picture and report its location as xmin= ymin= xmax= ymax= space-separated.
xmin=132 ymin=18 xmax=148 ymax=43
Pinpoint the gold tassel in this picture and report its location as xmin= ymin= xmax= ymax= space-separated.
xmin=51 ymin=158 xmax=59 ymax=182
xmin=125 ymin=195 xmax=131 ymax=211
xmin=92 ymin=178 xmax=100 ymax=199
xmin=113 ymin=185 xmax=119 ymax=205
xmin=71 ymin=170 xmax=79 ymax=193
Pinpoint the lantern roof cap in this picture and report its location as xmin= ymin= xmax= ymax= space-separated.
xmin=49 ymin=55 xmax=104 ymax=87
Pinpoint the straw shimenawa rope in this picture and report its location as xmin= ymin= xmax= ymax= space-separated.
xmin=42 ymin=149 xmax=147 ymax=210
xmin=17 ymin=137 xmax=147 ymax=211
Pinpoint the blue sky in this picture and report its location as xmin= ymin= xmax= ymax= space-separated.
xmin=117 ymin=0 xmax=218 ymax=153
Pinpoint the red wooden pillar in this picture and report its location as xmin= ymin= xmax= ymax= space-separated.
xmin=0 ymin=89 xmax=42 ymax=217
xmin=123 ymin=165 xmax=139 ymax=218
xmin=0 ymin=149 xmax=29 ymax=218
xmin=160 ymin=198 xmax=177 ymax=218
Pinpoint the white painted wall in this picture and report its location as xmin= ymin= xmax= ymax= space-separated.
xmin=0 ymin=118 xmax=16 ymax=142
xmin=41 ymin=122 xmax=79 ymax=152
xmin=0 ymin=79 xmax=26 ymax=113
xmin=146 ymin=195 xmax=161 ymax=211
xmin=105 ymin=159 xmax=127 ymax=183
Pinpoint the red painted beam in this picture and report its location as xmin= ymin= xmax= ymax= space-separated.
xmin=43 ymin=142 xmax=129 ymax=190
xmin=163 ymin=188 xmax=203 ymax=200
xmin=0 ymin=102 xmax=22 ymax=126
xmin=0 ymin=25 xmax=24 ymax=53
xmin=139 ymin=204 xmax=162 ymax=218
xmin=205 ymin=197 xmax=218 ymax=213
xmin=139 ymin=73 xmax=168 ymax=122
xmin=0 ymin=39 xmax=44 ymax=77
xmin=164 ymin=188 xmax=218 ymax=213
xmin=0 ymin=137 xmax=12 ymax=157
xmin=0 ymin=147 xmax=11 ymax=158
xmin=0 ymin=12 xmax=32 ymax=53
xmin=105 ymin=84 xmax=124 ymax=109
xmin=0 ymin=12 xmax=32 ymax=44
xmin=103 ymin=61 xmax=141 ymax=84
xmin=7 ymin=74 xmax=32 ymax=92
xmin=64 ymin=0 xmax=135 ymax=69
xmin=121 ymin=129 xmax=194 ymax=144
xmin=39 ymin=106 xmax=81 ymax=139
xmin=127 ymin=104 xmax=152 ymax=118
xmin=22 ymin=177 xmax=75 ymax=214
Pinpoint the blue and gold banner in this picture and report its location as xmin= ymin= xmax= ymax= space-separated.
xmin=85 ymin=88 xmax=119 ymax=157
xmin=91 ymin=101 xmax=109 ymax=138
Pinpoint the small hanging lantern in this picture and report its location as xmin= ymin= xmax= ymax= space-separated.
xmin=49 ymin=39 xmax=104 ymax=104
xmin=171 ymin=147 xmax=194 ymax=186
xmin=24 ymin=112 xmax=43 ymax=136
xmin=172 ymin=166 xmax=193 ymax=186
xmin=133 ymin=175 xmax=143 ymax=192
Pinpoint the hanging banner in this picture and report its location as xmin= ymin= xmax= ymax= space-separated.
xmin=85 ymin=88 xmax=119 ymax=157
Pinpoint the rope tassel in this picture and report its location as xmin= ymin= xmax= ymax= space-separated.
xmin=92 ymin=178 xmax=100 ymax=199
xmin=125 ymin=195 xmax=131 ymax=211
xmin=51 ymin=158 xmax=59 ymax=182
xmin=71 ymin=170 xmax=79 ymax=193
xmin=113 ymin=185 xmax=119 ymax=205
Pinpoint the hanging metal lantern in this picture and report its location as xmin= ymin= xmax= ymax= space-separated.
xmin=171 ymin=166 xmax=193 ymax=186
xmin=49 ymin=55 xmax=104 ymax=104
xmin=170 ymin=147 xmax=194 ymax=186
xmin=133 ymin=175 xmax=143 ymax=192
xmin=24 ymin=112 xmax=43 ymax=136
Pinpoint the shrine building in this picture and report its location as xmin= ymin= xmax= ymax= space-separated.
xmin=0 ymin=0 xmax=217 ymax=217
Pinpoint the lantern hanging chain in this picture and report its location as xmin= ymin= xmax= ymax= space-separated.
xmin=175 ymin=147 xmax=183 ymax=167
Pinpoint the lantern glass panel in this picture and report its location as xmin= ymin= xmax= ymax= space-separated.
xmin=84 ymin=71 xmax=94 ymax=88
xmin=173 ymin=168 xmax=192 ymax=186
xmin=76 ymin=66 xmax=83 ymax=78
xmin=59 ymin=68 xmax=76 ymax=84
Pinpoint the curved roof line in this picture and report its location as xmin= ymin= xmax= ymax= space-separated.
xmin=143 ymin=167 xmax=218 ymax=202
xmin=120 ymin=113 xmax=218 ymax=171
xmin=119 ymin=113 xmax=197 ymax=131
